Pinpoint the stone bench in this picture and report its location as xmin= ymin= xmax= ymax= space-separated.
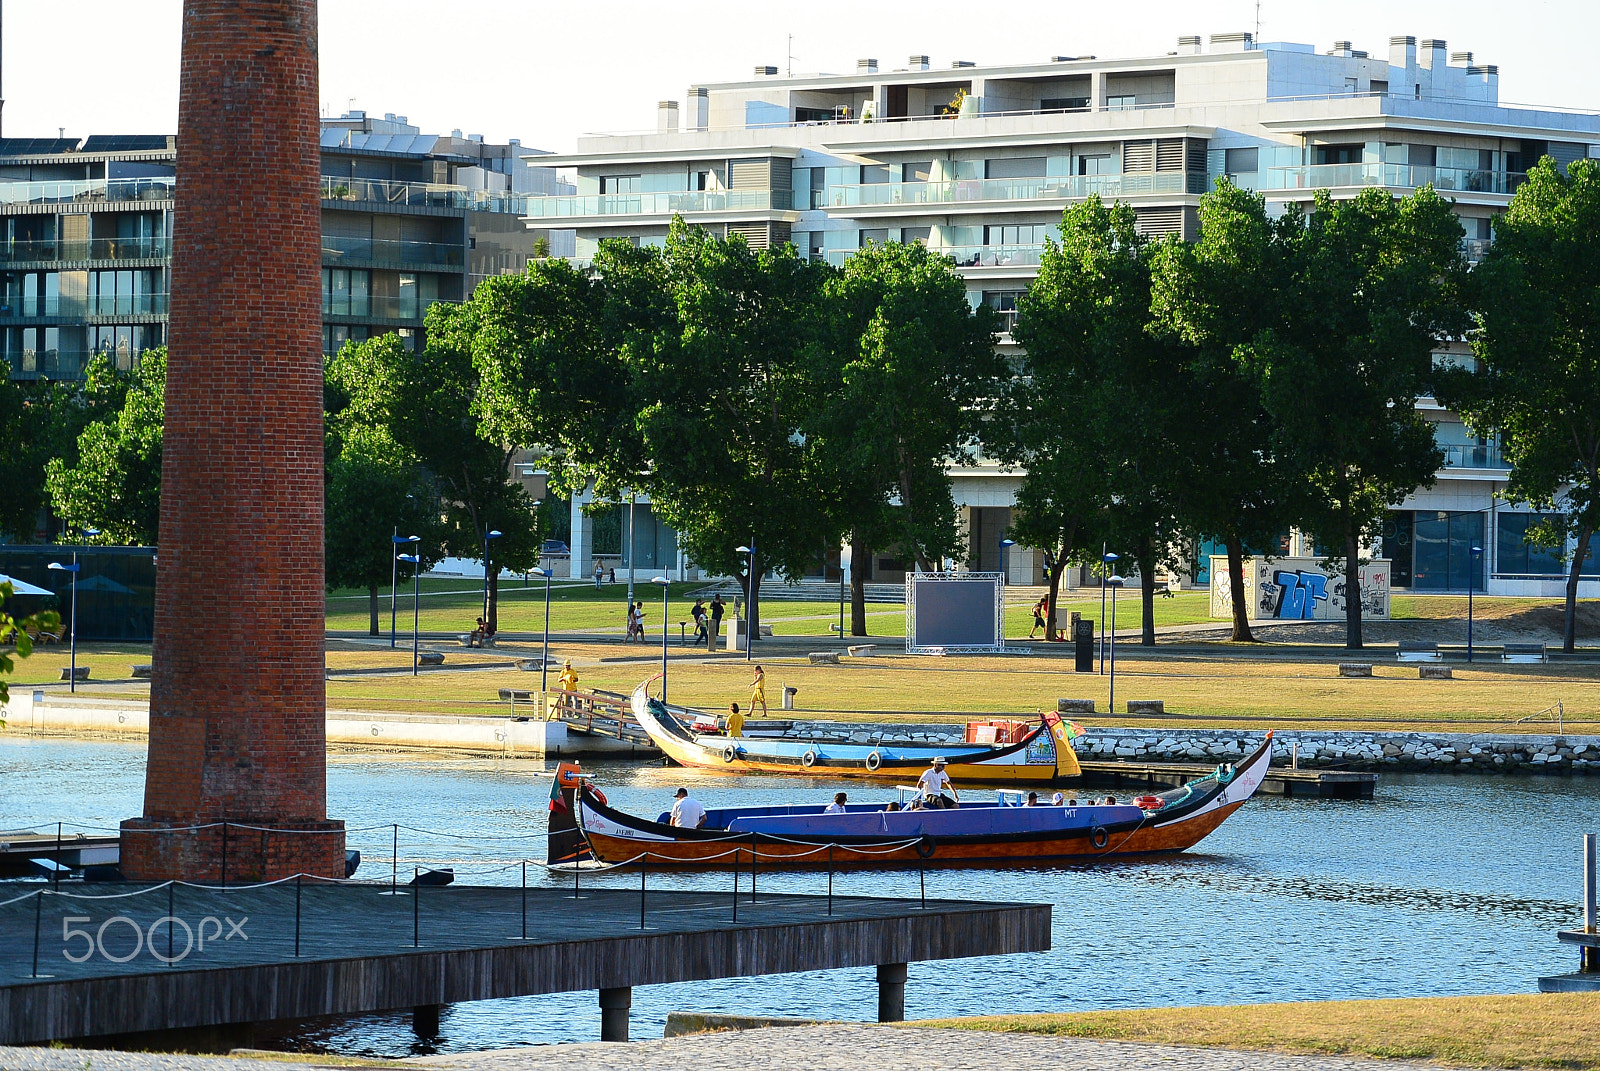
xmin=1397 ymin=641 xmax=1441 ymax=662
xmin=808 ymin=651 xmax=841 ymax=665
xmin=1058 ymin=698 xmax=1096 ymax=713
xmin=1338 ymin=663 xmax=1373 ymax=678
xmin=1419 ymin=664 xmax=1454 ymax=680
xmin=418 ymin=651 xmax=445 ymax=666
xmin=1503 ymin=642 xmax=1548 ymax=664
xmin=1126 ymin=700 xmax=1165 ymax=715
xmin=847 ymin=644 xmax=877 ymax=657
xmin=131 ymin=664 xmax=152 ymax=679
xmin=59 ymin=666 xmax=89 ymax=681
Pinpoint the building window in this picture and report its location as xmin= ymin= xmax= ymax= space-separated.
xmin=1106 ymin=95 xmax=1137 ymax=111
xmin=397 ymin=272 xmax=439 ymax=320
xmin=1224 ymin=147 xmax=1259 ymax=177
xmin=1496 ymin=513 xmax=1571 ymax=576
xmin=858 ymin=228 xmax=889 ymax=248
xmin=91 ymin=324 xmax=161 ymax=370
xmin=1078 ymin=154 xmax=1114 ymax=176
xmin=983 ymin=290 xmax=1025 ymax=333
xmin=984 ymin=224 xmax=1048 ymax=246
xmin=323 ymin=323 xmax=371 ymax=355
xmin=322 ymin=268 xmax=371 ymax=316
xmin=1316 ymin=145 xmax=1364 ymax=165
xmin=599 ymin=174 xmax=641 ymax=194
xmin=1411 ymin=511 xmax=1485 ymax=591
xmin=1041 ymin=96 xmax=1090 ymax=112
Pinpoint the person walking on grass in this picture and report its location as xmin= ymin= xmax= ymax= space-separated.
xmin=708 ymin=593 xmax=726 ymax=650
xmin=1029 ymin=596 xmax=1048 ymax=639
xmin=750 ymin=664 xmax=768 ymax=717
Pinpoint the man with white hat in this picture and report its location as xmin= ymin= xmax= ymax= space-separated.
xmin=916 ymin=757 xmax=959 ymax=809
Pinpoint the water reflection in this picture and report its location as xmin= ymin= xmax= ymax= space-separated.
xmin=2 ymin=737 xmax=1594 ymax=1055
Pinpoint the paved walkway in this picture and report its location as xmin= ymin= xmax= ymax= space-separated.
xmin=0 ymin=1025 xmax=1448 ymax=1071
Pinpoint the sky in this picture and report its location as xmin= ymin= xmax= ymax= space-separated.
xmin=3 ymin=0 xmax=1597 ymax=155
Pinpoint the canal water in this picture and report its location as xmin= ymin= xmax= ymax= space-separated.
xmin=3 ymin=735 xmax=1596 ymax=1056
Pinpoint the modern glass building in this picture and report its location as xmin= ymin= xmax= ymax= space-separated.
xmin=524 ymin=32 xmax=1600 ymax=595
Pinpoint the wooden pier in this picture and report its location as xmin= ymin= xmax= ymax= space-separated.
xmin=0 ymin=881 xmax=1049 ymax=1047
xmin=1078 ymin=759 xmax=1376 ymax=799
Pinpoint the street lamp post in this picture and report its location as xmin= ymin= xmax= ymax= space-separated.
xmin=735 ymin=544 xmax=756 ymax=661
xmin=1107 ymin=575 xmax=1125 ymax=714
xmin=1468 ymin=545 xmax=1483 ymax=663
xmin=532 ymin=568 xmax=554 ymax=690
xmin=998 ymin=538 xmax=1016 ymax=586
xmin=397 ymin=552 xmax=422 ymax=676
xmin=1099 ymin=551 xmax=1119 ymax=674
xmin=652 ymin=576 xmax=670 ymax=700
xmin=391 ymin=534 xmax=420 ymax=648
xmin=481 ymin=528 xmax=503 ymax=626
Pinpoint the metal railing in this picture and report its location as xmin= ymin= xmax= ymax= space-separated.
xmin=321 ymin=293 xmax=443 ymax=321
xmin=0 ymin=294 xmax=169 ymax=318
xmin=826 ymin=171 xmax=1205 ymax=208
xmin=5 ymin=350 xmax=95 ymax=378
xmin=321 ymin=176 xmax=529 ymax=215
xmin=321 ymin=235 xmax=464 ymax=268
xmin=0 ymin=176 xmax=175 ymax=208
xmin=1439 ymin=443 xmax=1507 ymax=469
xmin=522 ymin=189 xmax=793 ymax=219
xmin=1262 ymin=163 xmax=1524 ymax=194
xmin=823 ymin=243 xmax=1044 ymax=269
xmin=0 ymin=237 xmax=171 ymax=264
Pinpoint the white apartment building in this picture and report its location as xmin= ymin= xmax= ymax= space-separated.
xmin=522 ymin=32 xmax=1600 ymax=598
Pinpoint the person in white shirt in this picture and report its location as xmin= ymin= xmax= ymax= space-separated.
xmin=916 ymin=757 xmax=959 ymax=809
xmin=669 ymin=787 xmax=707 ymax=828
xmin=823 ymin=791 xmax=848 ymax=814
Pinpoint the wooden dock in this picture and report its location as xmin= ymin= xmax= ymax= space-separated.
xmin=0 ymin=881 xmax=1049 ymax=1047
xmin=1078 ymin=759 xmax=1376 ymax=799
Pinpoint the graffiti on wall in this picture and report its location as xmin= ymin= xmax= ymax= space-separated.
xmin=1209 ymin=556 xmax=1391 ymax=622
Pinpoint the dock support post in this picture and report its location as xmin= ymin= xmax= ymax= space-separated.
xmin=412 ymin=1004 xmax=440 ymax=1040
xmin=1585 ymin=833 xmax=1597 ymax=972
xmin=599 ymin=986 xmax=632 ymax=1042
xmin=876 ymin=962 xmax=907 ymax=1022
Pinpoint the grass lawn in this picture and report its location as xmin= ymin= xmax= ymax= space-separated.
xmin=918 ymin=992 xmax=1600 ymax=1069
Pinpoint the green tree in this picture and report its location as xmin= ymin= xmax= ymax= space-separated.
xmin=1263 ymin=188 xmax=1466 ymax=648
xmin=45 ymin=349 xmax=166 ymax=545
xmin=1150 ymin=180 xmax=1307 ymax=642
xmin=1 ymin=580 xmax=60 ymax=712
xmin=1434 ymin=158 xmax=1600 ymax=651
xmin=1010 ymin=197 xmax=1190 ymax=646
xmin=819 ymin=242 xmax=1002 ymax=633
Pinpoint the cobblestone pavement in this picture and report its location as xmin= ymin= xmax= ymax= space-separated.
xmin=1 ymin=1025 xmax=1449 ymax=1071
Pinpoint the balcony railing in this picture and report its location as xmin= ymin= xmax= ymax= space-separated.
xmin=321 ymin=293 xmax=446 ymax=321
xmin=823 ymin=243 xmax=1044 ymax=268
xmin=0 ymin=237 xmax=172 ymax=264
xmin=321 ymin=176 xmax=529 ymax=214
xmin=522 ymin=189 xmax=793 ymax=219
xmin=826 ymin=171 xmax=1206 ymax=208
xmin=0 ymin=177 xmax=175 ymax=208
xmin=6 ymin=349 xmax=95 ymax=378
xmin=1439 ymin=443 xmax=1507 ymax=469
xmin=1263 ymin=164 xmax=1523 ymax=194
xmin=321 ymin=235 xmax=464 ymax=267
xmin=0 ymin=293 xmax=169 ymax=318
xmin=1462 ymin=238 xmax=1493 ymax=264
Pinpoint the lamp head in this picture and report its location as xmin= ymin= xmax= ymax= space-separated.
xmin=532 ymin=567 xmax=553 ymax=578
xmin=1000 ymin=538 xmax=1016 ymax=549
xmin=651 ymin=576 xmax=670 ymax=586
xmin=1107 ymin=574 xmax=1125 ymax=586
xmin=393 ymin=534 xmax=421 ymax=544
xmin=396 ymin=553 xmax=420 ymax=564
xmin=82 ymin=527 xmax=100 ymax=538
xmin=736 ymin=545 xmax=751 ymax=554
xmin=1103 ymin=552 xmax=1120 ymax=563
xmin=487 ymin=529 xmax=503 ymax=540
xmin=1470 ymin=546 xmax=1482 ymax=555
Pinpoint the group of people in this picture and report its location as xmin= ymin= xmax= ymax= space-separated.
xmin=688 ymin=594 xmax=727 ymax=648
xmin=1022 ymin=791 xmax=1118 ymax=806
xmin=623 ymin=600 xmax=648 ymax=642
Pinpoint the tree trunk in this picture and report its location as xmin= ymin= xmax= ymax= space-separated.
xmin=488 ymin=571 xmax=500 ymax=635
xmin=1564 ymin=524 xmax=1592 ymax=654
xmin=1138 ymin=535 xmax=1157 ymax=647
xmin=1045 ymin=554 xmax=1069 ymax=641
xmin=1224 ymin=533 xmax=1256 ymax=643
xmin=850 ymin=532 xmax=869 ymax=636
xmin=367 ymin=584 xmax=380 ymax=637
xmin=1344 ymin=524 xmax=1363 ymax=650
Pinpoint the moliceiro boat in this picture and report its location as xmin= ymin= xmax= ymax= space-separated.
xmin=566 ymin=729 xmax=1275 ymax=870
xmin=628 ymin=683 xmax=1082 ymax=783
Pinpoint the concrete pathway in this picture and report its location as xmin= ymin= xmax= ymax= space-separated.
xmin=0 ymin=1025 xmax=1450 ymax=1071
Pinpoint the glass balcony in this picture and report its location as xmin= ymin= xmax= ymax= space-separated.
xmin=0 ymin=177 xmax=175 ymax=208
xmin=1263 ymin=164 xmax=1523 ymax=194
xmin=321 ymin=293 xmax=446 ymax=321
xmin=522 ymin=189 xmax=793 ymax=219
xmin=0 ymin=237 xmax=173 ymax=264
xmin=0 ymin=293 xmax=169 ymax=318
xmin=321 ymin=176 xmax=528 ymax=214
xmin=1461 ymin=238 xmax=1493 ymax=264
xmin=823 ymin=243 xmax=1043 ymax=268
xmin=6 ymin=349 xmax=94 ymax=379
xmin=321 ymin=235 xmax=464 ymax=267
xmin=1439 ymin=443 xmax=1507 ymax=469
xmin=826 ymin=171 xmax=1206 ymax=208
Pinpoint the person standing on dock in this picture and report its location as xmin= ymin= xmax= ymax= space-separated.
xmin=670 ymin=787 xmax=707 ymax=828
xmin=725 ymin=702 xmax=744 ymax=738
xmin=557 ymin=660 xmax=579 ymax=695
xmin=750 ymin=665 xmax=768 ymax=717
xmin=917 ymin=757 xmax=959 ymax=809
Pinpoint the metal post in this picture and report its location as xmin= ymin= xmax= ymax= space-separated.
xmin=827 ymin=844 xmax=834 ymax=915
xmin=412 ymin=867 xmax=420 ymax=946
xmin=220 ymin=822 xmax=228 ymax=889
xmin=390 ymin=526 xmax=398 ymax=648
xmin=1467 ymin=546 xmax=1479 ymax=663
xmin=732 ymin=849 xmax=739 ymax=922
xmin=1099 ymin=544 xmax=1108 ymax=673
xmin=54 ymin=823 xmax=62 ymax=890
xmin=1108 ymin=581 xmax=1118 ymax=714
xmin=521 ymin=860 xmax=528 ymax=940
xmin=1585 ymin=833 xmax=1597 ymax=972
xmin=639 ymin=855 xmax=647 ymax=929
xmin=294 ymin=875 xmax=302 ymax=958
xmin=573 ymin=855 xmax=580 ymax=899
xmin=876 ymin=962 xmax=907 ymax=1023
xmin=392 ymin=824 xmax=398 ymax=893
xmin=919 ymin=861 xmax=925 ymax=909
xmin=626 ymin=494 xmax=636 ymax=607
xmin=599 ymin=986 xmax=632 ymax=1042
xmin=750 ymin=842 xmax=757 ymax=902
xmin=168 ymin=881 xmax=175 ymax=964
xmin=68 ymin=551 xmax=77 ymax=693
xmin=412 ymin=565 xmax=420 ymax=676
xmin=31 ymin=890 xmax=42 ymax=978
xmin=540 ymin=571 xmax=552 ymax=691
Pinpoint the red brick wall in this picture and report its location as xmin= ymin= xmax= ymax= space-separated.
xmin=124 ymin=0 xmax=343 ymax=881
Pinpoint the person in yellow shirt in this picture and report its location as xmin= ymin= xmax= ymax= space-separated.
xmin=750 ymin=665 xmax=768 ymax=717
xmin=557 ymin=660 xmax=579 ymax=694
xmin=725 ymin=701 xmax=744 ymax=738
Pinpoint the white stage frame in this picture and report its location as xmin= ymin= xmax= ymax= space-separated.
xmin=904 ymin=572 xmax=1007 ymax=654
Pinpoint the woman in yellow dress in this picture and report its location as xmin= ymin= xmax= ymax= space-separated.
xmin=750 ymin=665 xmax=767 ymax=717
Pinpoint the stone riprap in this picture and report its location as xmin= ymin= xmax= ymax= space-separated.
xmin=768 ymin=721 xmax=1599 ymax=775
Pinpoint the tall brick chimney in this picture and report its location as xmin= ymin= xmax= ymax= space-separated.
xmin=120 ymin=0 xmax=345 ymax=882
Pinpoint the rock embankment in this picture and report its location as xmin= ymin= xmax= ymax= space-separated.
xmin=768 ymin=721 xmax=1599 ymax=775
